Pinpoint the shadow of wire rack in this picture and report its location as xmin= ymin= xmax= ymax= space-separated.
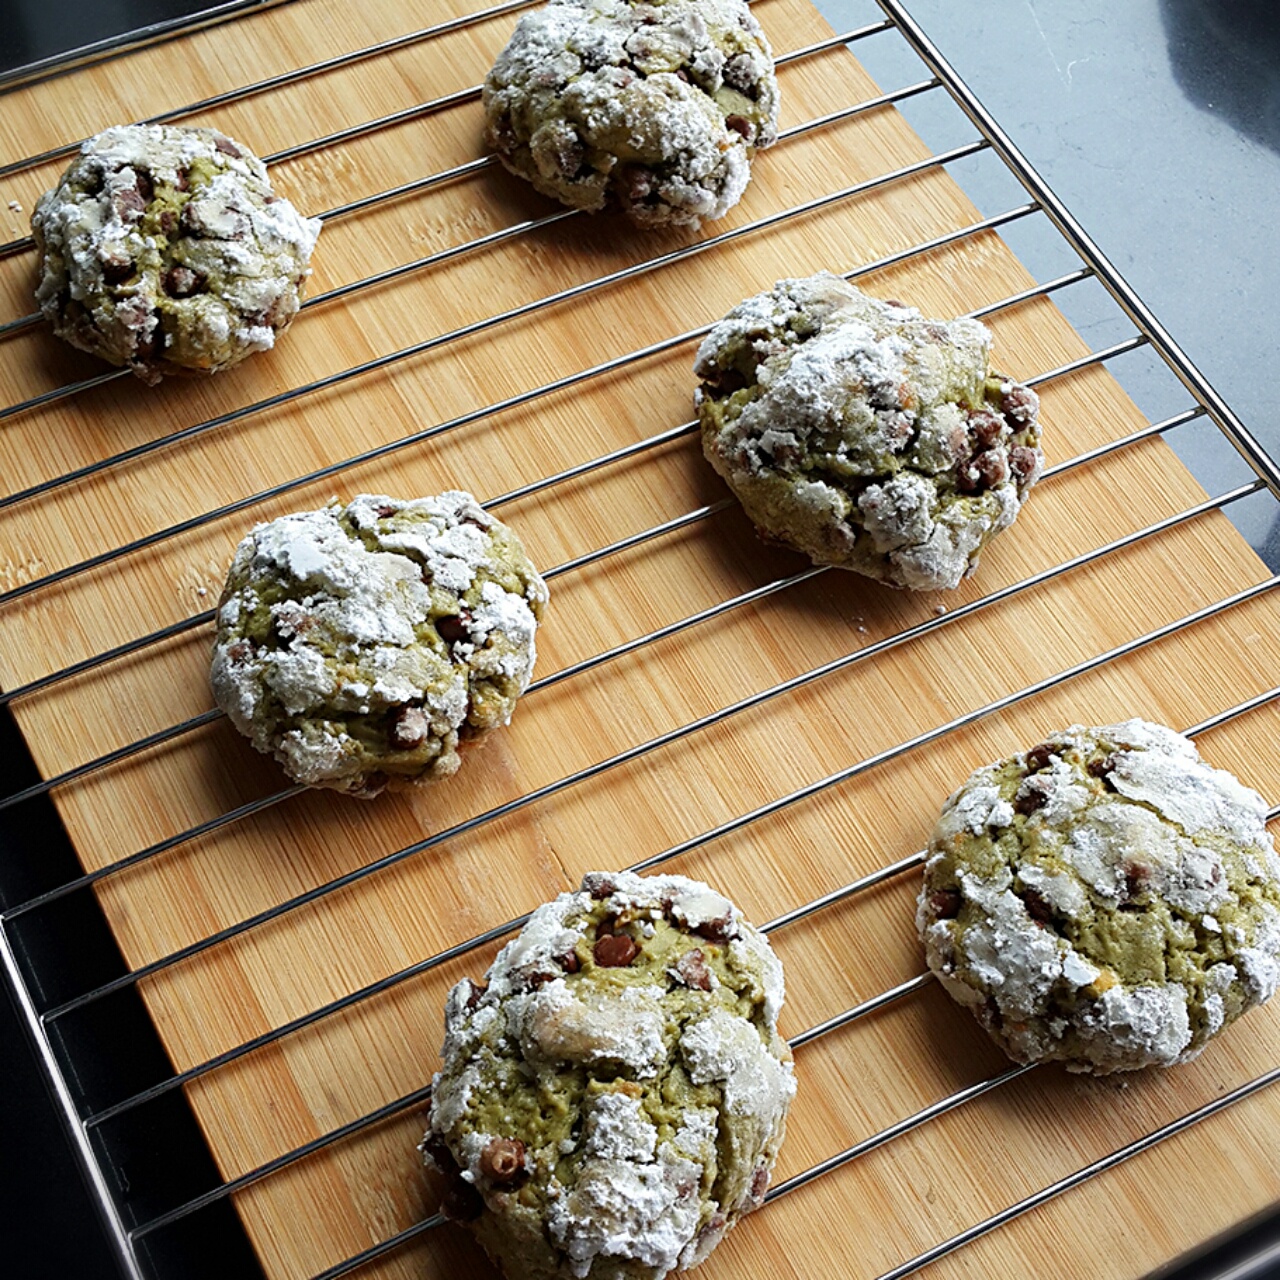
xmin=0 ymin=0 xmax=1277 ymax=1278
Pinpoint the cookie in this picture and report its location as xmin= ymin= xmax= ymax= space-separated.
xmin=210 ymin=492 xmax=548 ymax=798
xmin=423 ymin=870 xmax=795 ymax=1280
xmin=482 ymin=0 xmax=778 ymax=229
xmin=31 ymin=123 xmax=321 ymax=383
xmin=695 ymin=273 xmax=1043 ymax=590
xmin=918 ymin=720 xmax=1280 ymax=1073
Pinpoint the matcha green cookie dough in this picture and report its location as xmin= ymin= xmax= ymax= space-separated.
xmin=918 ymin=720 xmax=1280 ymax=1074
xmin=31 ymin=123 xmax=321 ymax=383
xmin=423 ymin=870 xmax=795 ymax=1279
xmin=695 ymin=273 xmax=1043 ymax=590
xmin=210 ymin=492 xmax=548 ymax=799
xmin=482 ymin=0 xmax=779 ymax=229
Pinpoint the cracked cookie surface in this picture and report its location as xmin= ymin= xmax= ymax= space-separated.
xmin=423 ymin=870 xmax=794 ymax=1280
xmin=695 ymin=273 xmax=1043 ymax=590
xmin=918 ymin=719 xmax=1280 ymax=1073
xmin=482 ymin=0 xmax=778 ymax=228
xmin=210 ymin=492 xmax=548 ymax=798
xmin=32 ymin=123 xmax=321 ymax=382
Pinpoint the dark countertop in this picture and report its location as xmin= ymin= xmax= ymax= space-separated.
xmin=903 ymin=0 xmax=1280 ymax=563
xmin=2 ymin=2 xmax=1278 ymax=1278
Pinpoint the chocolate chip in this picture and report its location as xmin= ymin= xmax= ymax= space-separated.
xmin=671 ymin=948 xmax=712 ymax=991
xmin=695 ymin=1211 xmax=729 ymax=1248
xmin=174 ymin=168 xmax=191 ymax=192
xmin=593 ymin=933 xmax=639 ymax=967
xmin=868 ymin=381 xmax=903 ymax=411
xmin=1000 ymin=382 xmax=1038 ymax=424
xmin=1019 ymin=888 xmax=1053 ymax=925
xmin=162 ymin=265 xmax=203 ymax=297
xmin=159 ymin=209 xmax=178 ymax=234
xmin=969 ymin=408 xmax=1005 ymax=449
xmin=1087 ymin=754 xmax=1117 ymax=778
xmin=1009 ymin=445 xmax=1039 ymax=483
xmin=1014 ymin=776 xmax=1051 ymax=815
xmin=956 ymin=460 xmax=983 ymax=495
xmin=113 ymin=187 xmax=146 ymax=221
xmin=724 ymin=114 xmax=752 ymax=140
xmin=554 ymin=136 xmax=585 ymax=178
xmin=1123 ymin=862 xmax=1152 ymax=901
xmin=616 ymin=163 xmax=654 ymax=203
xmin=390 ymin=706 xmax=430 ymax=750
xmin=971 ymin=448 xmax=1009 ymax=489
xmin=102 ymin=257 xmax=135 ymax=286
xmin=1025 ymin=743 xmax=1055 ymax=771
xmin=374 ymin=504 xmax=396 ymax=518
xmin=133 ymin=168 xmax=154 ymax=204
xmin=213 ymin=134 xmax=243 ymax=158
xmin=583 ymin=873 xmax=616 ymax=900
xmin=692 ymin=914 xmax=736 ymax=943
xmin=134 ymin=317 xmax=165 ymax=362
xmin=436 ymin=610 xmax=473 ymax=649
xmin=556 ymin=949 xmax=580 ymax=974
xmin=929 ymin=889 xmax=962 ymax=919
xmin=702 ymin=366 xmax=749 ymax=395
xmin=723 ymin=52 xmax=760 ymax=93
xmin=479 ymin=1137 xmax=527 ymax=1185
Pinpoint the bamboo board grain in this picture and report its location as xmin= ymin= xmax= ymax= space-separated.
xmin=0 ymin=1 xmax=1278 ymax=1278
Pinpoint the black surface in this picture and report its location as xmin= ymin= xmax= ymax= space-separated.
xmin=896 ymin=0 xmax=1280 ymax=551
xmin=0 ymin=703 xmax=130 ymax=1280
xmin=1 ymin=2 xmax=1278 ymax=1278
xmin=0 ymin=0 xmax=264 ymax=83
xmin=0 ymin=695 xmax=266 ymax=1279
xmin=1 ymin=968 xmax=120 ymax=1279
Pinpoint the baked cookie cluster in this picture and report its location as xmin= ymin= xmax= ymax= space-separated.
xmin=483 ymin=0 xmax=779 ymax=228
xmin=424 ymin=870 xmax=795 ymax=1280
xmin=210 ymin=492 xmax=548 ymax=798
xmin=31 ymin=123 xmax=320 ymax=382
xmin=918 ymin=719 xmax=1280 ymax=1073
xmin=696 ymin=273 xmax=1042 ymax=590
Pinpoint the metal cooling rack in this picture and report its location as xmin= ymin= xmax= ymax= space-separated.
xmin=0 ymin=1 xmax=1278 ymax=1278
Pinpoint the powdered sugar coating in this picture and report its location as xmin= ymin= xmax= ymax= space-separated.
xmin=423 ymin=870 xmax=794 ymax=1280
xmin=919 ymin=719 xmax=1280 ymax=1073
xmin=696 ymin=273 xmax=1043 ymax=589
xmin=482 ymin=0 xmax=778 ymax=228
xmin=32 ymin=124 xmax=320 ymax=383
xmin=210 ymin=492 xmax=547 ymax=798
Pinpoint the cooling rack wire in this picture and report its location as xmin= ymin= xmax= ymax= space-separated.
xmin=0 ymin=0 xmax=1278 ymax=1278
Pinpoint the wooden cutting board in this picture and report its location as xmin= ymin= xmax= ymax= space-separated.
xmin=1 ymin=1 xmax=1277 ymax=1277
